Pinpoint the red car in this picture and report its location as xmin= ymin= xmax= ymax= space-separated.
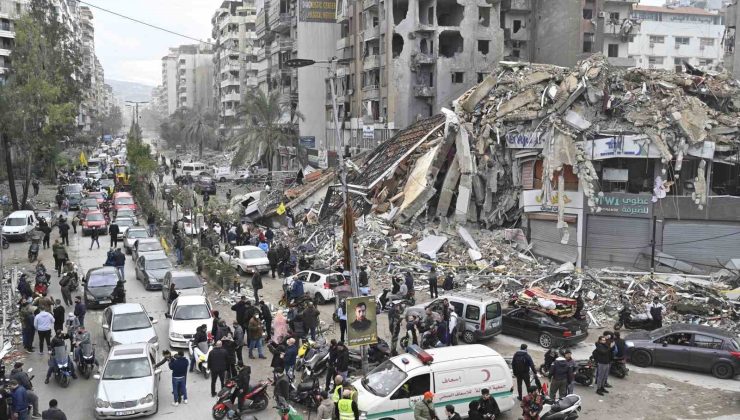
xmin=86 ymin=191 xmax=106 ymax=205
xmin=79 ymin=198 xmax=100 ymax=219
xmin=112 ymin=192 xmax=136 ymax=212
xmin=81 ymin=210 xmax=108 ymax=235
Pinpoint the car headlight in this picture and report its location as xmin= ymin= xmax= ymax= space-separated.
xmin=625 ymin=340 xmax=635 ymax=348
xmin=85 ymin=291 xmax=96 ymax=300
xmin=148 ymin=336 xmax=159 ymax=344
xmin=95 ymin=398 xmax=110 ymax=408
xmin=170 ymin=332 xmax=183 ymax=339
xmin=359 ymin=411 xmax=368 ymax=420
xmin=139 ymin=394 xmax=153 ymax=405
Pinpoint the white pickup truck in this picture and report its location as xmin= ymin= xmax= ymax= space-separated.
xmin=212 ymin=166 xmax=250 ymax=182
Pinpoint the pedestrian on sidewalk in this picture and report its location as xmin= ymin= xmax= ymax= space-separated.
xmin=251 ymin=271 xmax=262 ymax=303
xmin=71 ymin=215 xmax=79 ymax=234
xmin=34 ymin=309 xmax=54 ymax=354
xmin=428 ymin=266 xmax=439 ymax=299
xmin=41 ymin=224 xmax=51 ymax=249
xmin=20 ymin=302 xmax=36 ymax=352
xmin=174 ymin=234 xmax=184 ymax=265
xmin=247 ymin=314 xmax=265 ymax=359
xmin=41 ymin=399 xmax=67 ymax=420
xmin=90 ymin=228 xmax=100 ymax=249
xmin=73 ymin=296 xmax=86 ymax=327
xmin=58 ymin=219 xmax=70 ymax=246
xmin=147 ymin=213 xmax=156 ymax=236
xmin=52 ymin=240 xmax=67 ymax=277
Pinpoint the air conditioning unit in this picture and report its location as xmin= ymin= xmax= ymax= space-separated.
xmin=598 ymin=11 xmax=606 ymax=18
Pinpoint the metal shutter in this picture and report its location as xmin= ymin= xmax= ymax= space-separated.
xmin=530 ymin=219 xmax=578 ymax=263
xmin=663 ymin=221 xmax=740 ymax=270
xmin=585 ymin=216 xmax=652 ymax=269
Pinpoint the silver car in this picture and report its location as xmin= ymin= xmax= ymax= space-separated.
xmin=123 ymin=228 xmax=150 ymax=254
xmin=101 ymin=304 xmax=158 ymax=350
xmin=131 ymin=238 xmax=163 ymax=262
xmin=161 ymin=270 xmax=205 ymax=301
xmin=94 ymin=343 xmax=160 ymax=419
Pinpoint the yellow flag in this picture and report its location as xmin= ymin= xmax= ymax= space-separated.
xmin=160 ymin=236 xmax=170 ymax=253
xmin=276 ymin=202 xmax=286 ymax=215
xmin=79 ymin=151 xmax=88 ymax=166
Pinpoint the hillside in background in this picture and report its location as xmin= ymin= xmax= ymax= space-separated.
xmin=107 ymin=79 xmax=154 ymax=103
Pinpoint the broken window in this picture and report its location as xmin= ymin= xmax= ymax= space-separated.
xmin=478 ymin=40 xmax=490 ymax=55
xmin=370 ymin=100 xmax=380 ymax=120
xmin=477 ymin=72 xmax=486 ymax=83
xmin=609 ymin=12 xmax=620 ymax=21
xmin=393 ymin=0 xmax=408 ymax=25
xmin=583 ymin=33 xmax=594 ymax=53
xmin=583 ymin=8 xmax=593 ymax=19
xmin=393 ymin=33 xmax=404 ymax=58
xmin=533 ymin=162 xmax=579 ymax=191
xmin=439 ymin=31 xmax=463 ymax=58
xmin=607 ymin=44 xmax=618 ymax=58
xmin=699 ymin=58 xmax=713 ymax=67
xmin=437 ymin=0 xmax=464 ymax=27
xmin=478 ymin=7 xmax=490 ymax=27
xmin=451 ymin=72 xmax=463 ymax=84
xmin=675 ymin=36 xmax=690 ymax=46
xmin=594 ymin=159 xmax=656 ymax=194
xmin=649 ymin=35 xmax=665 ymax=44
xmin=419 ymin=0 xmax=433 ymax=25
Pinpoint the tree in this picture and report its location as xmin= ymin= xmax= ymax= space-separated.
xmin=179 ymin=108 xmax=217 ymax=159
xmin=228 ymin=90 xmax=302 ymax=173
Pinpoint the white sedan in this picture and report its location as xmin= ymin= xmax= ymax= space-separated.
xmin=283 ymin=269 xmax=346 ymax=305
xmin=218 ymin=245 xmax=270 ymax=275
xmin=165 ymin=295 xmax=213 ymax=348
xmin=94 ymin=343 xmax=160 ymax=419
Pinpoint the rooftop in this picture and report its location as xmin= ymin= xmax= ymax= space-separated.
xmin=633 ymin=5 xmax=719 ymax=16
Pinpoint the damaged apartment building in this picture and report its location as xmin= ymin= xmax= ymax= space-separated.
xmin=501 ymin=0 xmax=638 ymax=68
xmin=338 ymin=53 xmax=740 ymax=276
xmin=329 ymin=0 xmax=503 ymax=153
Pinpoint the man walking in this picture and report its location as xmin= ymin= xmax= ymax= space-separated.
xmin=52 ymin=240 xmax=68 ymax=277
xmin=169 ymin=350 xmax=189 ymax=406
xmin=34 ymin=308 xmax=54 ymax=354
xmin=251 ymin=271 xmax=262 ymax=303
xmin=108 ymin=221 xmax=119 ymax=248
xmin=232 ymin=320 xmax=245 ymax=364
xmin=58 ymin=219 xmax=70 ymax=246
xmin=52 ymin=301 xmax=65 ymax=333
xmin=41 ymin=399 xmax=67 ymax=420
xmin=89 ymin=228 xmax=100 ymax=250
xmin=208 ymin=341 xmax=229 ymax=397
xmin=511 ymin=344 xmax=538 ymax=400
xmin=303 ymin=302 xmax=320 ymax=341
xmin=647 ymin=297 xmax=666 ymax=329
xmin=71 ymin=215 xmax=79 ymax=235
xmin=114 ymin=248 xmax=125 ymax=279
xmin=247 ymin=314 xmax=265 ymax=359
xmin=593 ymin=335 xmax=613 ymax=396
xmin=32 ymin=178 xmax=40 ymax=196
xmin=428 ymin=266 xmax=438 ymax=299
xmin=267 ymin=247 xmax=278 ymax=278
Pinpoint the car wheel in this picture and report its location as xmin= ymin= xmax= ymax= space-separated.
xmin=314 ymin=293 xmax=326 ymax=305
xmin=711 ymin=361 xmax=734 ymax=379
xmin=219 ymin=177 xmax=226 ymax=183
xmin=538 ymin=333 xmax=553 ymax=348
xmin=462 ymin=330 xmax=476 ymax=344
xmin=630 ymin=349 xmax=652 ymax=367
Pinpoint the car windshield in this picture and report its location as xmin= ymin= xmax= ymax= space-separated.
xmin=173 ymin=304 xmax=209 ymax=320
xmin=199 ymin=177 xmax=213 ymax=183
xmin=361 ymin=360 xmax=407 ymax=397
xmin=87 ymin=213 xmax=104 ymax=221
xmin=116 ymin=219 xmax=134 ymax=227
xmin=115 ymin=197 xmax=134 ymax=205
xmin=174 ymin=275 xmax=201 ymax=289
xmin=88 ymin=272 xmax=118 ymax=287
xmin=117 ymin=210 xmax=134 ymax=217
xmin=65 ymin=185 xmax=82 ymax=194
xmin=103 ymin=358 xmax=151 ymax=380
xmin=139 ymin=242 xmax=162 ymax=253
xmin=240 ymin=250 xmax=266 ymax=259
xmin=145 ymin=258 xmax=171 ymax=270
xmin=128 ymin=230 xmax=148 ymax=239
xmin=112 ymin=312 xmax=150 ymax=332
xmin=38 ymin=212 xmax=52 ymax=219
xmin=5 ymin=217 xmax=26 ymax=226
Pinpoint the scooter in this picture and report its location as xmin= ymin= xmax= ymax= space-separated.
xmin=614 ymin=307 xmax=655 ymax=330
xmin=28 ymin=239 xmax=40 ymax=262
xmin=190 ymin=340 xmax=212 ymax=379
xmin=77 ymin=343 xmax=96 ymax=379
xmin=573 ymin=359 xmax=595 ymax=386
xmin=211 ymin=378 xmax=271 ymax=419
xmin=540 ymin=394 xmax=582 ymax=420
xmin=51 ymin=346 xmax=74 ymax=388
xmin=368 ymin=338 xmax=391 ymax=364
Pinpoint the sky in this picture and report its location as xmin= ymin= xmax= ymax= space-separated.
xmin=87 ymin=0 xmax=668 ymax=87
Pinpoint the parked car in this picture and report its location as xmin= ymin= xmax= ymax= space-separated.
xmin=161 ymin=270 xmax=205 ymax=300
xmin=84 ymin=266 xmax=123 ymax=309
xmin=218 ymin=245 xmax=270 ymax=275
xmin=625 ymin=323 xmax=740 ymax=379
xmin=194 ymin=175 xmax=217 ymax=195
xmin=35 ymin=209 xmax=57 ymax=227
xmin=67 ymin=192 xmax=84 ymax=210
xmin=123 ymin=227 xmax=150 ymax=254
xmin=165 ymin=295 xmax=214 ymax=348
xmin=81 ymin=210 xmax=108 ymax=235
xmin=113 ymin=217 xmax=136 ymax=240
xmin=283 ymin=270 xmax=345 ymax=305
xmin=405 ymin=293 xmax=504 ymax=344
xmin=93 ymin=343 xmax=160 ymax=419
xmin=1 ymin=210 xmax=38 ymax=241
xmin=501 ymin=307 xmax=588 ymax=348
xmin=212 ymin=166 xmax=249 ymax=182
xmin=135 ymin=251 xmax=172 ymax=290
xmin=132 ymin=238 xmax=164 ymax=262
xmin=101 ymin=303 xmax=158 ymax=349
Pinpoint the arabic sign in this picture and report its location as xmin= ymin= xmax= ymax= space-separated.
xmin=362 ymin=125 xmax=375 ymax=140
xmin=299 ymin=0 xmax=337 ymax=23
xmin=299 ymin=136 xmax=316 ymax=148
xmin=580 ymin=135 xmax=662 ymax=160
xmin=588 ymin=193 xmax=652 ymax=217
xmin=521 ymin=189 xmax=583 ymax=215
xmin=505 ymin=131 xmax=545 ymax=149
xmin=346 ymin=296 xmax=377 ymax=347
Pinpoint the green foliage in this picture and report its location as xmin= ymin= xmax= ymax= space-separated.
xmin=126 ymin=125 xmax=157 ymax=177
xmin=229 ymin=90 xmax=302 ymax=171
xmin=160 ymin=107 xmax=218 ymax=158
xmin=199 ymin=252 xmax=237 ymax=289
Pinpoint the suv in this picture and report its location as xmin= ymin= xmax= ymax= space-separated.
xmin=194 ymin=175 xmax=217 ymax=195
xmin=404 ymin=292 xmax=503 ymax=344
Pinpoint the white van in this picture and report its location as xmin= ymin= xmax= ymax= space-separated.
xmin=353 ymin=345 xmax=514 ymax=420
xmin=2 ymin=210 xmax=39 ymax=240
xmin=181 ymin=162 xmax=207 ymax=177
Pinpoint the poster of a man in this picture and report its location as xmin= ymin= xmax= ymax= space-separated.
xmin=346 ymin=296 xmax=378 ymax=347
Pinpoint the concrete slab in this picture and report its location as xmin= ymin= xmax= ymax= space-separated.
xmin=457 ymin=225 xmax=479 ymax=251
xmin=496 ymin=89 xmax=539 ymax=118
xmin=461 ymin=74 xmax=497 ymax=113
xmin=417 ymin=235 xmax=448 ymax=260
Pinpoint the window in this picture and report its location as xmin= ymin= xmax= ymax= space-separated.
xmin=513 ymin=19 xmax=522 ymax=33
xmin=649 ymin=35 xmax=665 ymax=44
xmin=699 ymin=58 xmax=713 ymax=66
xmin=607 ymin=44 xmax=619 ymax=58
xmin=583 ymin=8 xmax=593 ymax=19
xmin=308 ymin=273 xmax=321 ymax=283
xmin=478 ymin=7 xmax=490 ymax=27
xmin=477 ymin=73 xmax=486 ymax=83
xmin=648 ymin=56 xmax=664 ymax=68
xmin=391 ymin=374 xmax=430 ymax=400
xmin=609 ymin=12 xmax=620 ymax=21
xmin=675 ymin=36 xmax=690 ymax=46
xmin=674 ymin=57 xmax=683 ymax=73
xmin=693 ymin=334 xmax=723 ymax=350
xmin=477 ymin=40 xmax=489 ymax=55
xmin=465 ymin=304 xmax=480 ymax=321
xmin=451 ymin=72 xmax=464 ymax=83
xmin=486 ymin=303 xmax=501 ymax=319
xmin=449 ymin=301 xmax=463 ymax=317
xmin=700 ymin=37 xmax=715 ymax=47
xmin=583 ymin=33 xmax=594 ymax=53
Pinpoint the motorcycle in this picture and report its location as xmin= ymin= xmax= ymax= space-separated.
xmin=190 ymin=340 xmax=212 ymax=379
xmin=614 ymin=307 xmax=656 ymax=330
xmin=211 ymin=378 xmax=271 ymax=419
xmin=368 ymin=338 xmax=391 ymax=364
xmin=61 ymin=266 xmax=80 ymax=292
xmin=28 ymin=239 xmax=40 ymax=262
xmin=77 ymin=343 xmax=96 ymax=379
xmin=540 ymin=394 xmax=582 ymax=420
xmin=51 ymin=346 xmax=74 ymax=388
xmin=289 ymin=375 xmax=321 ymax=411
xmin=295 ymin=339 xmax=328 ymax=380
xmin=573 ymin=359 xmax=595 ymax=386
xmin=376 ymin=289 xmax=390 ymax=312
xmin=610 ymin=358 xmax=629 ymax=379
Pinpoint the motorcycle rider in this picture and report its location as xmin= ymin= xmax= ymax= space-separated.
xmin=273 ymin=366 xmax=290 ymax=404
xmin=189 ymin=324 xmax=209 ymax=373
xmin=73 ymin=326 xmax=99 ymax=371
xmin=45 ymin=330 xmax=77 ymax=384
xmin=230 ymin=363 xmax=251 ymax=410
xmin=111 ymin=281 xmax=125 ymax=304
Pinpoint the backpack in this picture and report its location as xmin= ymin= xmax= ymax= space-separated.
xmin=511 ymin=351 xmax=529 ymax=375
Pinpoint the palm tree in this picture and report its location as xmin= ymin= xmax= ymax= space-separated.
xmin=178 ymin=108 xmax=217 ymax=159
xmin=229 ymin=89 xmax=301 ymax=174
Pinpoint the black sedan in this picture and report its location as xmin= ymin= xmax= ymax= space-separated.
xmin=84 ymin=266 xmax=123 ymax=309
xmin=67 ymin=192 xmax=84 ymax=210
xmin=502 ymin=307 xmax=589 ymax=348
xmin=625 ymin=323 xmax=740 ymax=379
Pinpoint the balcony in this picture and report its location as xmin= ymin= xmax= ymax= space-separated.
xmin=221 ymin=78 xmax=240 ymax=88
xmin=222 ymin=92 xmax=241 ymax=102
xmin=0 ymin=29 xmax=14 ymax=39
xmin=279 ymin=38 xmax=294 ymax=51
xmin=336 ymin=36 xmax=351 ymax=50
xmin=271 ymin=13 xmax=293 ymax=34
xmin=362 ymin=84 xmax=380 ymax=99
xmin=413 ymin=85 xmax=435 ymax=97
xmin=363 ymin=54 xmax=380 ymax=71
xmin=412 ymin=52 xmax=436 ymax=66
xmin=502 ymin=0 xmax=530 ymax=10
xmin=363 ymin=0 xmax=378 ymax=10
xmin=604 ymin=20 xmax=640 ymax=38
xmin=223 ymin=108 xmax=236 ymax=117
xmin=0 ymin=48 xmax=10 ymax=56
xmin=222 ymin=61 xmax=241 ymax=73
xmin=363 ymin=26 xmax=380 ymax=41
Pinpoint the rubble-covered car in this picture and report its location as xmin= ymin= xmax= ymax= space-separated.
xmin=625 ymin=323 xmax=740 ymax=379
xmin=502 ymin=307 xmax=588 ymax=348
xmin=219 ymin=245 xmax=270 ymax=275
xmin=282 ymin=269 xmax=346 ymax=305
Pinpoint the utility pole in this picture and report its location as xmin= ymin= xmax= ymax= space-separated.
xmin=125 ymin=101 xmax=148 ymax=135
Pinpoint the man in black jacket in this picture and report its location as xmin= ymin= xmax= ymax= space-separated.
xmin=108 ymin=222 xmax=119 ymax=248
xmin=477 ymin=388 xmax=500 ymax=419
xmin=230 ymin=364 xmax=251 ymax=409
xmin=10 ymin=362 xmax=41 ymax=417
xmin=41 ymin=399 xmax=67 ymax=420
xmin=231 ymin=296 xmax=249 ymax=326
xmin=510 ymin=344 xmax=538 ymax=400
xmin=273 ymin=367 xmax=290 ymax=405
xmin=592 ymin=335 xmax=613 ymax=396
xmin=251 ymin=271 xmax=263 ymax=303
xmin=548 ymin=354 xmax=572 ymax=400
xmin=335 ymin=341 xmax=350 ymax=380
xmin=259 ymin=300 xmax=272 ymax=340
xmin=207 ymin=340 xmax=229 ymax=397
xmin=324 ymin=339 xmax=338 ymax=392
